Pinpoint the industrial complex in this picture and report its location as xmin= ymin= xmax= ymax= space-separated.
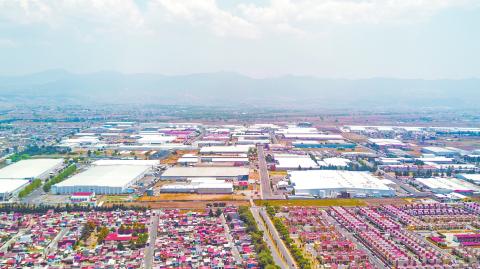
xmin=289 ymin=170 xmax=395 ymax=198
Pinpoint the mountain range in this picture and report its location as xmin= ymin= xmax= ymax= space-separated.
xmin=0 ymin=69 xmax=478 ymax=111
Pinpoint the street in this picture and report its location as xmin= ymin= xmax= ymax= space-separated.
xmin=257 ymin=145 xmax=283 ymax=200
xmin=144 ymin=210 xmax=160 ymax=269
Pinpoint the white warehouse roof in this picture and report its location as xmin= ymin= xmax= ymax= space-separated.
xmin=290 ymin=170 xmax=394 ymax=197
xmin=275 ymin=156 xmax=318 ymax=169
xmin=161 ymin=167 xmax=249 ymax=178
xmin=0 ymin=159 xmax=64 ymax=179
xmin=199 ymin=145 xmax=254 ymax=154
xmin=92 ymin=160 xmax=159 ymax=166
xmin=54 ymin=165 xmax=151 ymax=188
xmin=0 ymin=179 xmax=29 ymax=194
xmin=136 ymin=134 xmax=177 ymax=144
xmin=416 ymin=177 xmax=480 ymax=193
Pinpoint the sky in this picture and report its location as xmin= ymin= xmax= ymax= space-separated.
xmin=0 ymin=0 xmax=479 ymax=79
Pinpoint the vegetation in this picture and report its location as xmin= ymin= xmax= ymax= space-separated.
xmin=43 ymin=164 xmax=77 ymax=192
xmin=9 ymin=153 xmax=31 ymax=162
xmin=238 ymin=206 xmax=280 ymax=269
xmin=97 ymin=226 xmax=110 ymax=244
xmin=10 ymin=145 xmax=70 ymax=162
xmin=18 ymin=179 xmax=42 ymax=198
xmin=265 ymin=205 xmax=311 ymax=269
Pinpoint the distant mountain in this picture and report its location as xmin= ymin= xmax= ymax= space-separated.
xmin=0 ymin=69 xmax=478 ymax=111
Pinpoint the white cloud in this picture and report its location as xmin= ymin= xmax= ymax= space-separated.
xmin=0 ymin=0 xmax=145 ymax=34
xmin=238 ymin=0 xmax=479 ymax=34
xmin=0 ymin=0 xmax=477 ymax=40
xmin=149 ymin=0 xmax=260 ymax=39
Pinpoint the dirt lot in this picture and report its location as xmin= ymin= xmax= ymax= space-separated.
xmin=137 ymin=193 xmax=247 ymax=201
xmin=255 ymin=197 xmax=413 ymax=207
xmin=125 ymin=200 xmax=249 ymax=209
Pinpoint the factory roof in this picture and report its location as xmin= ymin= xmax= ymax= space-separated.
xmin=289 ymin=170 xmax=392 ymax=191
xmin=283 ymin=134 xmax=343 ymax=140
xmin=416 ymin=177 xmax=480 ymax=192
xmin=55 ymin=165 xmax=151 ymax=188
xmin=136 ymin=135 xmax=177 ymax=144
xmin=275 ymin=156 xmax=318 ymax=169
xmin=422 ymin=147 xmax=457 ymax=154
xmin=92 ymin=160 xmax=159 ymax=166
xmin=0 ymin=179 xmax=29 ymax=194
xmin=319 ymin=157 xmax=351 ymax=167
xmin=457 ymin=174 xmax=480 ymax=184
xmin=199 ymin=145 xmax=254 ymax=153
xmin=161 ymin=167 xmax=249 ymax=178
xmin=0 ymin=159 xmax=63 ymax=179
xmin=368 ymin=138 xmax=405 ymax=146
xmin=417 ymin=156 xmax=454 ymax=163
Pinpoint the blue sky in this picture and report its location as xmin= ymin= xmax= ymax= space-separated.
xmin=0 ymin=0 xmax=479 ymax=79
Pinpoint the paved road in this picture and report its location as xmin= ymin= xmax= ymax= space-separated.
xmin=145 ymin=210 xmax=160 ymax=269
xmin=257 ymin=145 xmax=283 ymax=200
xmin=220 ymin=214 xmax=242 ymax=264
xmin=45 ymin=227 xmax=69 ymax=257
xmin=252 ymin=206 xmax=297 ymax=269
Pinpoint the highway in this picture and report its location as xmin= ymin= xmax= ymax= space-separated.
xmin=144 ymin=210 xmax=160 ymax=269
xmin=252 ymin=206 xmax=297 ymax=269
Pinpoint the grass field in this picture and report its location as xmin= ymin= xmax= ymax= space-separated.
xmin=254 ymin=199 xmax=367 ymax=207
xmin=98 ymin=195 xmax=132 ymax=203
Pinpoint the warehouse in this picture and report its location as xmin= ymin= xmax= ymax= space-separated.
xmin=135 ymin=134 xmax=177 ymax=144
xmin=415 ymin=177 xmax=480 ymax=195
xmin=274 ymin=154 xmax=319 ymax=170
xmin=0 ymin=159 xmax=64 ymax=180
xmin=289 ymin=170 xmax=395 ymax=198
xmin=318 ymin=157 xmax=351 ymax=167
xmin=92 ymin=160 xmax=159 ymax=166
xmin=160 ymin=178 xmax=233 ymax=194
xmin=0 ymin=179 xmax=29 ymax=201
xmin=51 ymin=164 xmax=152 ymax=194
xmin=199 ymin=145 xmax=254 ymax=154
xmin=457 ymin=174 xmax=480 ymax=185
xmin=368 ymin=138 xmax=405 ymax=148
xmin=161 ymin=167 xmax=249 ymax=180
xmin=422 ymin=147 xmax=459 ymax=157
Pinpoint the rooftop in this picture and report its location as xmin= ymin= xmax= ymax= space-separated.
xmin=55 ymin=165 xmax=151 ymax=188
xmin=290 ymin=170 xmax=393 ymax=191
xmin=0 ymin=159 xmax=63 ymax=179
xmin=161 ymin=167 xmax=249 ymax=178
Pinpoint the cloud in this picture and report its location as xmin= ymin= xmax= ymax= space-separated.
xmin=0 ymin=0 xmax=145 ymax=35
xmin=238 ymin=0 xmax=479 ymax=34
xmin=0 ymin=0 xmax=478 ymax=41
xmin=149 ymin=0 xmax=260 ymax=39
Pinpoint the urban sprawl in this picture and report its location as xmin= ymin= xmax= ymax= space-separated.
xmin=1 ymin=109 xmax=480 ymax=269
